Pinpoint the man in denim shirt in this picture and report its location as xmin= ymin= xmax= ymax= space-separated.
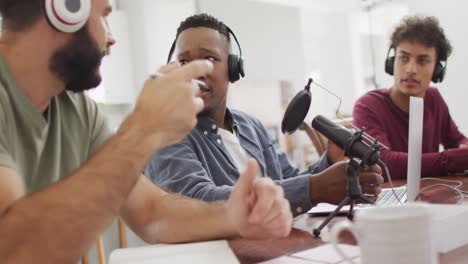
xmin=145 ymin=14 xmax=383 ymax=216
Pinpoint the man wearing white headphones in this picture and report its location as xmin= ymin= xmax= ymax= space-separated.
xmin=0 ymin=0 xmax=293 ymax=262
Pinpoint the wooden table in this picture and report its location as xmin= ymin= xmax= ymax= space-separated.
xmin=229 ymin=176 xmax=468 ymax=264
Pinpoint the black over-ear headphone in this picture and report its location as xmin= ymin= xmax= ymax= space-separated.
xmin=385 ymin=46 xmax=447 ymax=83
xmin=167 ymin=26 xmax=245 ymax=83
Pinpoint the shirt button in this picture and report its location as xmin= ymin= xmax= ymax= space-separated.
xmin=217 ymin=139 xmax=222 ymax=144
xmin=212 ymin=124 xmax=217 ymax=130
xmin=296 ymin=207 xmax=303 ymax=214
xmin=203 ymin=131 xmax=208 ymax=135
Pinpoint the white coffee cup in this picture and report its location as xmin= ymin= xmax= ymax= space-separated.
xmin=330 ymin=203 xmax=437 ymax=264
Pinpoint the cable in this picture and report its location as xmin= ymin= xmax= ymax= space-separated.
xmin=378 ymin=159 xmax=403 ymax=204
xmin=352 ymin=161 xmax=467 ymax=207
xmin=375 ymin=164 xmax=466 ymax=205
xmin=416 ymin=184 xmax=465 ymax=205
xmin=416 ymin=178 xmax=467 ymax=204
xmin=421 ymin=177 xmax=463 ymax=189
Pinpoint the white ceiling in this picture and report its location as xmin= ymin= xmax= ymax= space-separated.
xmin=252 ymin=0 xmax=361 ymax=12
xmin=251 ymin=0 xmax=404 ymax=13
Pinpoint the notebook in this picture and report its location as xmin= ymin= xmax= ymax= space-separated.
xmin=309 ymin=96 xmax=424 ymax=214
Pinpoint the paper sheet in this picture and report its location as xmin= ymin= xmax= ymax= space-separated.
xmin=109 ymin=240 xmax=239 ymax=264
xmin=292 ymin=243 xmax=360 ymax=263
xmin=260 ymin=244 xmax=360 ymax=264
xmin=259 ymin=256 xmax=323 ymax=264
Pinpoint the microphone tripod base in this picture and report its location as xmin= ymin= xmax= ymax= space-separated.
xmin=312 ymin=160 xmax=375 ymax=237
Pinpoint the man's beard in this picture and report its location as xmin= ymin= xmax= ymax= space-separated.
xmin=49 ymin=24 xmax=105 ymax=93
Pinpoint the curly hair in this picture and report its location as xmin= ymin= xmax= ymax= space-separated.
xmin=0 ymin=0 xmax=45 ymax=32
xmin=176 ymin=13 xmax=230 ymax=43
xmin=390 ymin=15 xmax=452 ymax=61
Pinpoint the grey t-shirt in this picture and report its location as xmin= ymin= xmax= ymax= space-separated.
xmin=0 ymin=55 xmax=111 ymax=194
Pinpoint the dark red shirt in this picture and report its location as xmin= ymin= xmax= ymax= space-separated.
xmin=353 ymin=87 xmax=468 ymax=179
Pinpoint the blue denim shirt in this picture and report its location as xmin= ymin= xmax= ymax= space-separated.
xmin=145 ymin=109 xmax=330 ymax=216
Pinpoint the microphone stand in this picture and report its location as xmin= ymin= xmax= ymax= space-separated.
xmin=312 ymin=130 xmax=380 ymax=237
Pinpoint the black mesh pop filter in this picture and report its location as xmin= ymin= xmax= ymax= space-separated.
xmin=281 ymin=78 xmax=313 ymax=134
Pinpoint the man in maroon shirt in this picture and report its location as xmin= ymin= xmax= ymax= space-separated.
xmin=353 ymin=15 xmax=468 ymax=179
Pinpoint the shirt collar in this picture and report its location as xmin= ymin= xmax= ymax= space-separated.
xmin=197 ymin=108 xmax=239 ymax=135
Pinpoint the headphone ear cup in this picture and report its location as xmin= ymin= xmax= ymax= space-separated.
xmin=432 ymin=61 xmax=445 ymax=83
xmin=238 ymin=57 xmax=245 ymax=79
xmin=228 ymin=54 xmax=240 ymax=83
xmin=226 ymin=26 xmax=245 ymax=83
xmin=385 ymin=56 xmax=395 ymax=76
xmin=45 ymin=0 xmax=90 ymax=33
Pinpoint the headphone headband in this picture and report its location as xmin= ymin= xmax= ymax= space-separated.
xmin=226 ymin=26 xmax=243 ymax=60
xmin=166 ymin=26 xmax=243 ymax=64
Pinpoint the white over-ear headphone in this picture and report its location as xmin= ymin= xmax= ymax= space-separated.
xmin=45 ymin=0 xmax=91 ymax=33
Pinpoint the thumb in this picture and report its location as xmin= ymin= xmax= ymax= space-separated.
xmin=330 ymin=160 xmax=348 ymax=171
xmin=235 ymin=159 xmax=259 ymax=197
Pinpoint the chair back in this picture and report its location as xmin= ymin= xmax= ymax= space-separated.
xmin=81 ymin=218 xmax=127 ymax=264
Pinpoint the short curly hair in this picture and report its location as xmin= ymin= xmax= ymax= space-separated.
xmin=390 ymin=15 xmax=452 ymax=61
xmin=176 ymin=13 xmax=230 ymax=43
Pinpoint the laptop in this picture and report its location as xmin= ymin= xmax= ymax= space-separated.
xmin=309 ymin=96 xmax=424 ymax=214
xmin=362 ymin=96 xmax=424 ymax=206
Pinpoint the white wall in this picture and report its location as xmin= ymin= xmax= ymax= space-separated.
xmin=92 ymin=10 xmax=136 ymax=104
xmin=406 ymin=0 xmax=468 ymax=134
xmin=116 ymin=0 xmax=148 ymax=93
xmin=198 ymin=0 xmax=306 ymax=82
xmin=119 ymin=0 xmax=196 ymax=93
xmin=301 ymin=10 xmax=356 ymax=119
xmin=349 ymin=3 xmax=409 ymax=94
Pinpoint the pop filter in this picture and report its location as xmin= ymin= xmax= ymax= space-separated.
xmin=281 ymin=78 xmax=313 ymax=134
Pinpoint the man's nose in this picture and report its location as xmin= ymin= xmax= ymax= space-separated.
xmin=405 ymin=59 xmax=417 ymax=74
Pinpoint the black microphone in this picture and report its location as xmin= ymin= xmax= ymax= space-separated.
xmin=281 ymin=78 xmax=381 ymax=166
xmin=312 ymin=115 xmax=380 ymax=166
